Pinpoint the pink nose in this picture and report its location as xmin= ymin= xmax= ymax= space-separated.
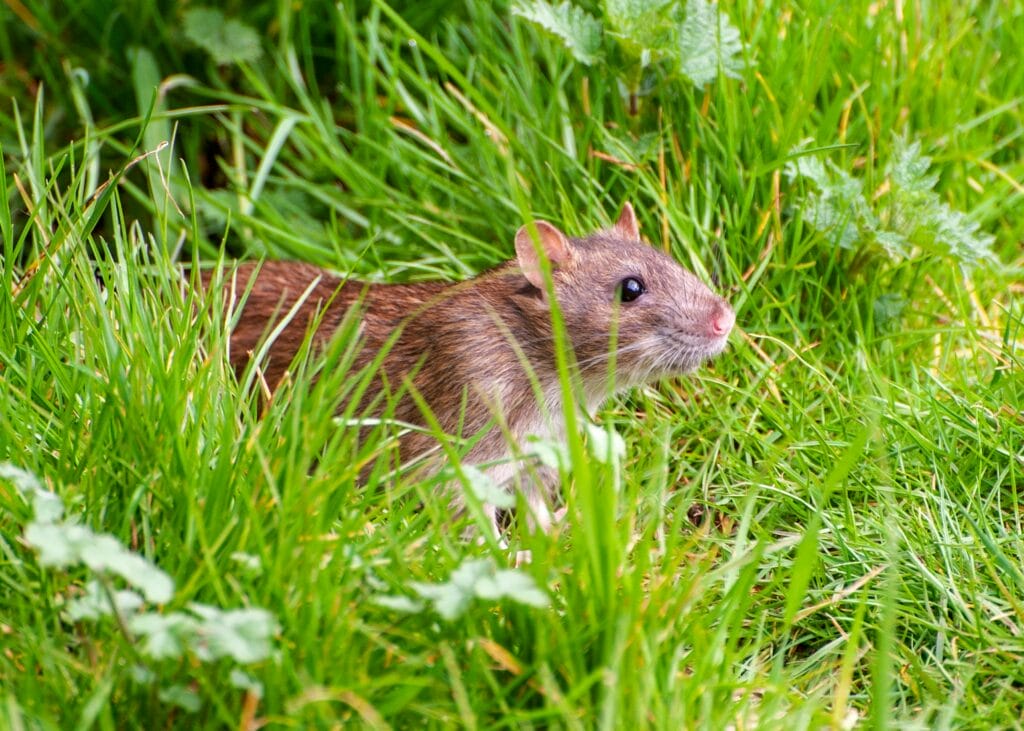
xmin=709 ymin=305 xmax=735 ymax=338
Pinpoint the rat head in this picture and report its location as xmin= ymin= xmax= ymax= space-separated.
xmin=514 ymin=203 xmax=735 ymax=391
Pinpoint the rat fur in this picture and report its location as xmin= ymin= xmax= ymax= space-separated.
xmin=202 ymin=203 xmax=734 ymax=530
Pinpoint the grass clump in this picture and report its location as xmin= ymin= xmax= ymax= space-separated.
xmin=1 ymin=0 xmax=1023 ymax=727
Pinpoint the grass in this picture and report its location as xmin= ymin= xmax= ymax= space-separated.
xmin=1 ymin=0 xmax=1022 ymax=727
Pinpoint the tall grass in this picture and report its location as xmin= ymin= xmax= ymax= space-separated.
xmin=1 ymin=0 xmax=1022 ymax=727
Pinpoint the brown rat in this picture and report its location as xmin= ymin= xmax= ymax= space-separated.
xmin=202 ymin=203 xmax=734 ymax=530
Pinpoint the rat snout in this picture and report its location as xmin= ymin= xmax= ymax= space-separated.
xmin=708 ymin=299 xmax=735 ymax=339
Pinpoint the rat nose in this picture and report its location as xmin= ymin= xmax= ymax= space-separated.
xmin=709 ymin=302 xmax=735 ymax=338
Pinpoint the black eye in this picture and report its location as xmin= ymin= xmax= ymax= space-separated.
xmin=618 ymin=277 xmax=645 ymax=303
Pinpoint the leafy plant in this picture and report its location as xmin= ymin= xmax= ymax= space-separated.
xmin=183 ymin=7 xmax=263 ymax=66
xmin=375 ymin=557 xmax=549 ymax=621
xmin=675 ymin=0 xmax=744 ymax=87
xmin=512 ymin=1 xmax=604 ymax=64
xmin=786 ymin=137 xmax=997 ymax=270
xmin=3 ymin=464 xmax=278 ymax=714
xmin=513 ymin=0 xmax=748 ymax=111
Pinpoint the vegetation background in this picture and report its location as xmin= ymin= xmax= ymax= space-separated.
xmin=1 ymin=0 xmax=1022 ymax=727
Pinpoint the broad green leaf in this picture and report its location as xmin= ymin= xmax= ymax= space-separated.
xmin=883 ymin=137 xmax=996 ymax=268
xmin=874 ymin=230 xmax=911 ymax=259
xmin=889 ymin=139 xmax=939 ymax=193
xmin=525 ymin=435 xmax=570 ymax=471
xmin=872 ymin=293 xmax=907 ymax=333
xmin=925 ymin=203 xmax=996 ymax=268
xmin=229 ymin=669 xmax=264 ymax=698
xmin=25 ymin=515 xmax=174 ymax=603
xmin=786 ymin=153 xmax=874 ymax=249
xmin=786 ymin=151 xmax=875 ymax=251
xmin=409 ymin=559 xmax=548 ymax=621
xmin=513 ymin=1 xmax=604 ymax=65
xmin=372 ymin=594 xmax=426 ymax=613
xmin=129 ymin=612 xmax=197 ymax=660
xmin=82 ymin=534 xmax=175 ymax=604
xmin=409 ymin=559 xmax=490 ymax=621
xmin=158 ymin=684 xmax=202 ymax=713
xmin=65 ymin=580 xmax=144 ymax=622
xmin=189 ymin=604 xmax=279 ymax=663
xmin=677 ymin=0 xmax=745 ymax=87
xmin=802 ymin=194 xmax=863 ymax=250
xmin=230 ymin=551 xmax=263 ymax=576
xmin=0 ymin=462 xmax=42 ymax=493
xmin=460 ymin=465 xmax=516 ymax=509
xmin=24 ymin=522 xmax=85 ymax=567
xmin=603 ymin=0 xmax=677 ymax=60
xmin=584 ymin=422 xmax=626 ymax=465
xmin=787 ymin=137 xmax=997 ymax=269
xmin=0 ymin=463 xmax=63 ymax=522
xmin=474 ymin=569 xmax=549 ymax=608
xmin=183 ymin=8 xmax=262 ymax=66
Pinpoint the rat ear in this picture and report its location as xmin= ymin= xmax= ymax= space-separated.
xmin=613 ymin=202 xmax=640 ymax=240
xmin=515 ymin=221 xmax=572 ymax=290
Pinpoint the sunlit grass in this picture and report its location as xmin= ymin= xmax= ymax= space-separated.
xmin=1 ymin=0 xmax=1022 ymax=727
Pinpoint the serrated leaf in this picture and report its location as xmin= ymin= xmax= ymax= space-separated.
xmin=873 ymin=293 xmax=906 ymax=333
xmin=31 ymin=490 xmax=64 ymax=523
xmin=229 ymin=551 xmax=263 ymax=576
xmin=410 ymin=559 xmax=548 ymax=620
xmin=0 ymin=462 xmax=43 ymax=492
xmin=803 ymin=194 xmax=861 ymax=250
xmin=229 ymin=669 xmax=264 ymax=698
xmin=677 ymin=0 xmax=745 ymax=87
xmin=82 ymin=534 xmax=175 ymax=604
xmin=129 ymin=612 xmax=197 ymax=660
xmin=183 ymin=8 xmax=262 ymax=66
xmin=605 ymin=0 xmax=674 ymax=15
xmin=888 ymin=139 xmax=939 ymax=193
xmin=513 ymin=1 xmax=603 ymax=65
xmin=784 ymin=154 xmax=830 ymax=189
xmin=373 ymin=594 xmax=426 ymax=613
xmin=459 ymin=465 xmax=515 ymax=509
xmin=786 ymin=138 xmax=996 ymax=269
xmin=926 ymin=203 xmax=996 ymax=267
xmin=883 ymin=137 xmax=996 ymax=268
xmin=158 ymin=684 xmax=202 ymax=713
xmin=24 ymin=522 xmax=81 ymax=566
xmin=474 ymin=570 xmax=549 ymax=608
xmin=874 ymin=230 xmax=910 ymax=258
xmin=25 ymin=519 xmax=174 ymax=603
xmin=189 ymin=604 xmax=279 ymax=663
xmin=524 ymin=435 xmax=570 ymax=471
xmin=786 ymin=151 xmax=876 ymax=250
xmin=584 ymin=422 xmax=626 ymax=464
xmin=601 ymin=130 xmax=662 ymax=165
xmin=603 ymin=0 xmax=677 ymax=60
xmin=409 ymin=559 xmax=488 ymax=621
xmin=0 ymin=463 xmax=64 ymax=522
xmin=65 ymin=580 xmax=144 ymax=622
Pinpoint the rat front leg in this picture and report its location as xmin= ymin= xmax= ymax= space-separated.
xmin=512 ymin=464 xmax=567 ymax=566
xmin=520 ymin=464 xmax=564 ymax=533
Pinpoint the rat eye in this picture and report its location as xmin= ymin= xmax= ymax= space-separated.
xmin=617 ymin=276 xmax=646 ymax=303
